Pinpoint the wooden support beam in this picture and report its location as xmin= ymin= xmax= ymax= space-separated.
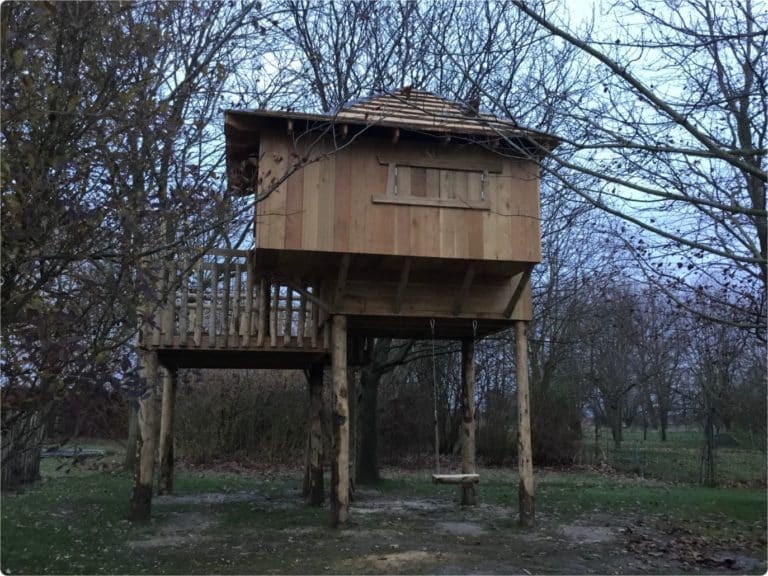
xmin=330 ymin=316 xmax=349 ymax=527
xmin=391 ymin=127 xmax=400 ymax=144
xmin=453 ymin=262 xmax=476 ymax=316
xmin=287 ymin=118 xmax=294 ymax=136
xmin=515 ymin=320 xmax=534 ymax=526
xmin=157 ymin=367 xmax=177 ymax=495
xmin=460 ymin=339 xmax=477 ymax=506
xmin=340 ymin=124 xmax=348 ymax=140
xmin=333 ymin=254 xmax=352 ymax=308
xmin=128 ymin=350 xmax=159 ymax=522
xmin=503 ymin=268 xmax=532 ymax=318
xmin=303 ymin=364 xmax=324 ymax=505
xmin=394 ymin=258 xmax=411 ymax=314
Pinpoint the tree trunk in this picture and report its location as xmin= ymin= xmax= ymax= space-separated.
xmin=128 ymin=350 xmax=159 ymax=522
xmin=356 ymin=365 xmax=381 ymax=484
xmin=303 ymin=364 xmax=325 ymax=505
xmin=515 ymin=321 xmax=534 ymax=527
xmin=460 ymin=339 xmax=477 ymax=506
xmin=330 ymin=316 xmax=349 ymax=527
xmin=701 ymin=407 xmax=717 ymax=487
xmin=660 ymin=411 xmax=668 ymax=442
xmin=124 ymin=401 xmax=139 ymax=472
xmin=157 ymin=367 xmax=177 ymax=495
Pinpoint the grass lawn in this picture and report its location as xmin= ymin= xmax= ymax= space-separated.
xmin=2 ymin=457 xmax=766 ymax=575
xmin=579 ymin=426 xmax=767 ymax=485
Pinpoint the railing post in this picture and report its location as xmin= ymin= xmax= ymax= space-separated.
xmin=194 ymin=262 xmax=203 ymax=347
xmin=208 ymin=261 xmax=218 ymax=348
xmin=221 ymin=258 xmax=231 ymax=348
xmin=243 ymin=258 xmax=254 ymax=347
xmin=179 ymin=257 xmax=189 ymax=346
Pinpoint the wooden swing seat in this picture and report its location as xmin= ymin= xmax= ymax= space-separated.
xmin=431 ymin=473 xmax=480 ymax=485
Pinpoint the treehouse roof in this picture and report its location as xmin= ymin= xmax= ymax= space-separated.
xmin=224 ymin=89 xmax=559 ymax=169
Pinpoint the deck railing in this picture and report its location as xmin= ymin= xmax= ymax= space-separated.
xmin=141 ymin=250 xmax=329 ymax=350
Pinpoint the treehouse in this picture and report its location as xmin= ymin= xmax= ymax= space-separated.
xmin=131 ymin=90 xmax=557 ymax=527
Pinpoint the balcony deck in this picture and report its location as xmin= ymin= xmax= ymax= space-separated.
xmin=140 ymin=250 xmax=331 ymax=369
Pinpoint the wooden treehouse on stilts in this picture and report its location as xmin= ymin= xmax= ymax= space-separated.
xmin=129 ymin=90 xmax=557 ymax=527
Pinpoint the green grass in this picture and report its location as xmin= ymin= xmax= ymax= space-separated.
xmin=2 ymin=463 xmax=765 ymax=575
xmin=579 ymin=426 xmax=767 ymax=484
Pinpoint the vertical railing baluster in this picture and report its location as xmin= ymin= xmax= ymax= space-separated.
xmin=194 ymin=262 xmax=203 ymax=347
xmin=209 ymin=261 xmax=218 ymax=348
xmin=233 ymin=262 xmax=242 ymax=347
xmin=222 ymin=258 xmax=231 ymax=348
xmin=283 ymin=286 xmax=293 ymax=346
xmin=270 ymin=283 xmax=278 ymax=348
xmin=179 ymin=256 xmax=189 ymax=347
xmin=244 ymin=258 xmax=254 ymax=348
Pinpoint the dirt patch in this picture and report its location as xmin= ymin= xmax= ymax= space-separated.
xmin=436 ymin=521 xmax=487 ymax=536
xmin=154 ymin=491 xmax=262 ymax=506
xmin=355 ymin=550 xmax=440 ymax=572
xmin=560 ymin=524 xmax=617 ymax=544
xmin=128 ymin=511 xmax=216 ymax=549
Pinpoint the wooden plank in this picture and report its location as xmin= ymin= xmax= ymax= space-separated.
xmin=151 ymin=266 xmax=163 ymax=347
xmin=301 ymin=157 xmax=321 ymax=251
xmin=377 ymin=155 xmax=503 ymax=173
xmin=316 ymin=149 xmax=336 ymax=251
xmin=431 ymin=474 xmax=480 ymax=485
xmin=283 ymin=287 xmax=293 ymax=346
xmin=270 ymin=283 xmax=278 ymax=347
xmin=297 ymin=285 xmax=307 ymax=348
xmin=453 ymin=262 xmax=476 ymax=315
xmin=425 ymin=168 xmax=440 ymax=199
xmin=243 ymin=258 xmax=254 ymax=347
xmin=256 ymin=276 xmax=266 ymax=347
xmin=163 ymin=261 xmax=175 ymax=346
xmin=208 ymin=262 xmax=218 ymax=348
xmin=410 ymin=167 xmax=426 ymax=198
xmin=334 ymin=151 xmax=352 ymax=252
xmin=311 ymin=281 xmax=319 ymax=349
xmin=371 ymin=194 xmax=490 ymax=211
xmin=221 ymin=259 xmax=231 ymax=348
xmin=194 ymin=262 xmax=203 ymax=347
xmin=179 ymin=258 xmax=189 ymax=345
xmin=233 ymin=263 xmax=242 ymax=344
xmin=503 ymin=268 xmax=532 ymax=318
xmin=333 ymin=254 xmax=352 ymax=308
xmin=285 ymin=165 xmax=304 ymax=250
xmin=394 ymin=258 xmax=411 ymax=314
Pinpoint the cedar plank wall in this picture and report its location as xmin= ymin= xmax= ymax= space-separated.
xmin=255 ymin=127 xmax=541 ymax=264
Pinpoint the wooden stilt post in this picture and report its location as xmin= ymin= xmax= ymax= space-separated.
xmin=128 ymin=350 xmax=160 ymax=522
xmin=303 ymin=364 xmax=325 ymax=505
xmin=331 ymin=315 xmax=349 ymax=527
xmin=515 ymin=320 xmax=534 ymax=526
xmin=158 ymin=367 xmax=178 ymax=495
xmin=460 ymin=338 xmax=477 ymax=506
